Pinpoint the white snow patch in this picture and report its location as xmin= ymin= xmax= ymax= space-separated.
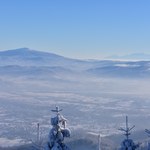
xmin=0 ymin=138 xmax=24 ymax=147
xmin=114 ymin=64 xmax=140 ymax=67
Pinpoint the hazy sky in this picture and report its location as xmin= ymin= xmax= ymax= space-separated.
xmin=0 ymin=0 xmax=150 ymax=59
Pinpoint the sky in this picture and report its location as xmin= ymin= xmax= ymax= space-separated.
xmin=0 ymin=0 xmax=150 ymax=59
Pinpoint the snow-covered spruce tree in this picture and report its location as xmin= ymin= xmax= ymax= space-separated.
xmin=119 ymin=116 xmax=139 ymax=150
xmin=45 ymin=106 xmax=71 ymax=150
xmin=145 ymin=129 xmax=150 ymax=150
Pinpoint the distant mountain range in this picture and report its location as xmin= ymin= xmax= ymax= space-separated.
xmin=107 ymin=53 xmax=150 ymax=60
xmin=0 ymin=48 xmax=150 ymax=78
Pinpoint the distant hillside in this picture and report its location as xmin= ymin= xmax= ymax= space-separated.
xmin=1 ymin=48 xmax=150 ymax=78
xmin=0 ymin=48 xmax=72 ymax=66
xmin=87 ymin=61 xmax=150 ymax=78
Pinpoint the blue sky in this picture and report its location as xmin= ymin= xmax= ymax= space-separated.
xmin=0 ymin=0 xmax=150 ymax=59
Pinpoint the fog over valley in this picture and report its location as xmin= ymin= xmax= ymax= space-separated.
xmin=0 ymin=48 xmax=150 ymax=148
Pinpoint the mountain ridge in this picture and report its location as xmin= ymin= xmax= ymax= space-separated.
xmin=0 ymin=47 xmax=66 ymax=59
xmin=0 ymin=48 xmax=79 ymax=67
xmin=1 ymin=48 xmax=150 ymax=78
